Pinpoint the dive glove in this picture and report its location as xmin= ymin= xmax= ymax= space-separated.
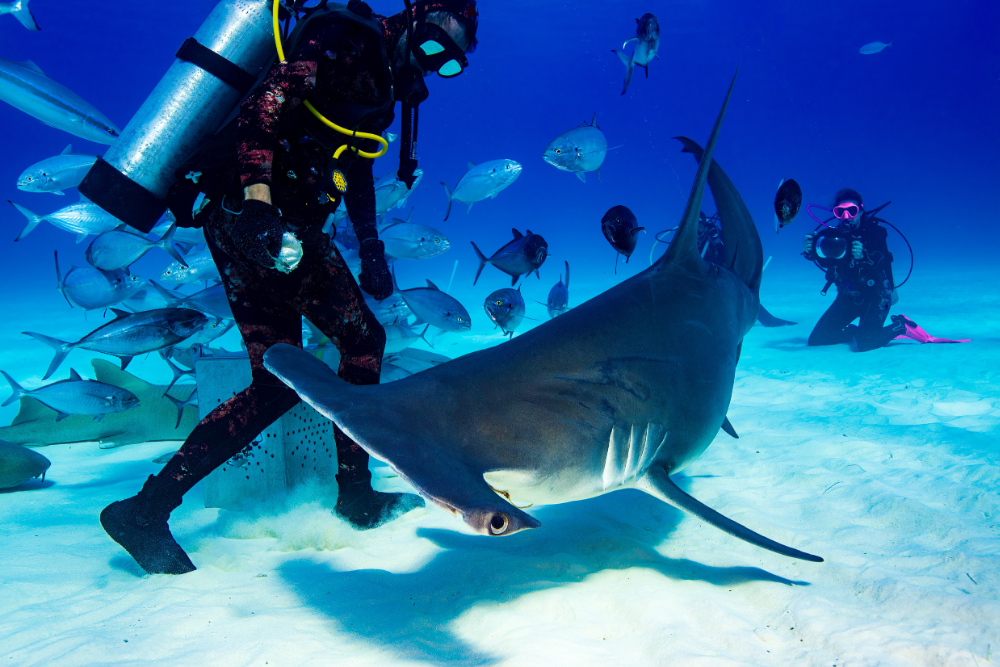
xmin=358 ymin=238 xmax=393 ymax=300
xmin=233 ymin=199 xmax=285 ymax=270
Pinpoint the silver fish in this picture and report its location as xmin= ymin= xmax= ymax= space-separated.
xmin=543 ymin=113 xmax=608 ymax=182
xmin=394 ymin=277 xmax=472 ymax=333
xmin=484 ymin=287 xmax=526 ymax=339
xmin=9 ymin=197 xmax=121 ymax=242
xmin=151 ymin=217 xmax=206 ymax=246
xmin=384 ymin=348 xmax=450 ymax=374
xmin=24 ymin=307 xmax=208 ymax=379
xmin=379 ymin=218 xmax=450 ymax=262
xmin=0 ymin=0 xmax=38 ymax=30
xmin=158 ymin=247 xmax=220 ymax=284
xmin=0 ymin=440 xmax=50 ymax=490
xmin=0 ymin=59 xmax=118 ymax=144
xmin=86 ymin=224 xmax=187 ymax=273
xmin=441 ymin=159 xmax=522 ymax=221
xmin=471 ymin=228 xmax=548 ymax=286
xmin=613 ymin=13 xmax=660 ymax=95
xmin=181 ymin=316 xmax=234 ymax=348
xmin=546 ymin=261 xmax=570 ymax=318
xmin=17 ymin=144 xmax=97 ymax=195
xmin=860 ymin=40 xmax=893 ymax=54
xmin=365 ymin=293 xmax=414 ymax=326
xmin=54 ymin=251 xmax=144 ymax=311
xmin=1 ymin=368 xmax=139 ymax=421
xmin=375 ymin=168 xmax=423 ymax=215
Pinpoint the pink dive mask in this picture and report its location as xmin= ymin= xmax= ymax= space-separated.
xmin=833 ymin=202 xmax=862 ymax=220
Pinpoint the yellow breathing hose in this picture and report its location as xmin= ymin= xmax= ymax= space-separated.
xmin=271 ymin=0 xmax=389 ymax=160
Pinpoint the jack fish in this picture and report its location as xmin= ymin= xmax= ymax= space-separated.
xmin=543 ymin=113 xmax=607 ymax=182
xmin=613 ymin=13 xmax=660 ymax=94
xmin=440 ymin=159 xmax=522 ymax=221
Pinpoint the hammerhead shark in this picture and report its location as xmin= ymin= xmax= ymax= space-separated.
xmin=264 ymin=71 xmax=823 ymax=563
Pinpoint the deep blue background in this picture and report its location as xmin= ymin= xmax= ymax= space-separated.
xmin=1 ymin=0 xmax=998 ymax=315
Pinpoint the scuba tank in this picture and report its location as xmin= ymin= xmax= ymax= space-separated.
xmin=78 ymin=0 xmax=276 ymax=234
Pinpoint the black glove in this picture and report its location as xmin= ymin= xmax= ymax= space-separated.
xmin=358 ymin=238 xmax=392 ymax=300
xmin=232 ymin=199 xmax=284 ymax=270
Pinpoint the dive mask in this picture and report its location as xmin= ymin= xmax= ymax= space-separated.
xmin=412 ymin=22 xmax=468 ymax=77
xmin=833 ymin=203 xmax=862 ymax=220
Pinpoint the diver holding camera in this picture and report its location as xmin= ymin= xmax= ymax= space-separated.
xmin=802 ymin=188 xmax=916 ymax=352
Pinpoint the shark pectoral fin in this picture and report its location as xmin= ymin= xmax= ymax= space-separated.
xmin=636 ymin=466 xmax=823 ymax=563
xmin=721 ymin=417 xmax=738 ymax=439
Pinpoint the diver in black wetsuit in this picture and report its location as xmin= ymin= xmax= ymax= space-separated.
xmin=697 ymin=213 xmax=796 ymax=327
xmin=802 ymin=188 xmax=915 ymax=352
xmin=100 ymin=0 xmax=480 ymax=575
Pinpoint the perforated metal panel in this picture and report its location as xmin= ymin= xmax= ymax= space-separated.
xmin=195 ymin=354 xmax=336 ymax=509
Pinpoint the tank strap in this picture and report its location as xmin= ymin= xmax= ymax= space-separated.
xmin=78 ymin=157 xmax=165 ymax=234
xmin=175 ymin=37 xmax=257 ymax=95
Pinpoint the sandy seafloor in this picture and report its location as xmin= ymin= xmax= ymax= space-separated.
xmin=1 ymin=258 xmax=998 ymax=667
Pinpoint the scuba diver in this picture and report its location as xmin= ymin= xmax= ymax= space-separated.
xmin=802 ymin=188 xmax=915 ymax=351
xmin=696 ymin=212 xmax=796 ymax=327
xmin=100 ymin=0 xmax=480 ymax=575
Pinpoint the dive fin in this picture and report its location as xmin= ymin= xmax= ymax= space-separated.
xmin=637 ymin=466 xmax=823 ymax=562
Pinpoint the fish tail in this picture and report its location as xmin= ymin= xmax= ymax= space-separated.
xmin=613 ymin=50 xmax=634 ymax=94
xmin=149 ymin=280 xmax=182 ymax=307
xmin=440 ymin=182 xmax=454 ymax=221
xmin=12 ymin=0 xmax=40 ymax=30
xmin=161 ymin=356 xmax=187 ymax=396
xmin=163 ymin=392 xmax=187 ymax=429
xmin=419 ymin=324 xmax=434 ymax=349
xmin=0 ymin=370 xmax=27 ymax=407
xmin=8 ymin=201 xmax=44 ymax=241
xmin=23 ymin=332 xmax=73 ymax=380
xmin=564 ymin=260 xmax=570 ymax=289
xmin=471 ymin=241 xmax=488 ymax=286
xmin=53 ymin=251 xmax=74 ymax=308
xmin=158 ymin=223 xmax=189 ymax=268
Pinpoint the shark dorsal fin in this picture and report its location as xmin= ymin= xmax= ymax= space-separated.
xmin=68 ymin=368 xmax=83 ymax=382
xmin=426 ymin=279 xmax=440 ymax=290
xmin=511 ymin=229 xmax=523 ymax=239
xmin=658 ymin=69 xmax=739 ymax=275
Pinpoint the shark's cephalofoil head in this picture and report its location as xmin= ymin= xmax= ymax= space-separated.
xmin=463 ymin=502 xmax=541 ymax=536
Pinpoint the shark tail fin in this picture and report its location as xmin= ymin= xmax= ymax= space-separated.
xmin=656 ymin=69 xmax=739 ymax=276
xmin=23 ymin=332 xmax=73 ymax=380
xmin=471 ymin=241 xmax=488 ymax=286
xmin=674 ymin=132 xmax=763 ymax=293
xmin=1 ymin=370 xmax=27 ymax=407
xmin=441 ymin=182 xmax=454 ymax=221
xmin=613 ymin=50 xmax=634 ymax=94
xmin=638 ymin=466 xmax=823 ymax=563
xmin=12 ymin=0 xmax=40 ymax=30
xmin=9 ymin=201 xmax=44 ymax=241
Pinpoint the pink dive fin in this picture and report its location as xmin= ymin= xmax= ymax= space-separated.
xmin=894 ymin=314 xmax=972 ymax=344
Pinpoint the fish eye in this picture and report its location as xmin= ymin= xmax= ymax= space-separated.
xmin=488 ymin=513 xmax=509 ymax=535
xmin=555 ymin=149 xmax=561 ymax=154
xmin=495 ymin=299 xmax=503 ymax=306
xmin=457 ymin=316 xmax=463 ymax=322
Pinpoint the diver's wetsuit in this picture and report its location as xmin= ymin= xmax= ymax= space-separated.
xmin=805 ymin=215 xmax=899 ymax=352
xmin=154 ymin=4 xmax=409 ymax=511
xmin=698 ymin=214 xmax=795 ymax=328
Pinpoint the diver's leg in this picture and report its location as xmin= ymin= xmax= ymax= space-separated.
xmin=288 ymin=233 xmax=423 ymax=529
xmin=855 ymin=292 xmax=905 ymax=352
xmin=100 ymin=208 xmax=302 ymax=574
xmin=807 ymin=293 xmax=860 ymax=346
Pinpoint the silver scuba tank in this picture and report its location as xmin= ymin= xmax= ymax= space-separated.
xmin=78 ymin=0 xmax=276 ymax=233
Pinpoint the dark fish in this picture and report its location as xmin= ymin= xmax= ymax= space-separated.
xmin=24 ymin=307 xmax=208 ymax=379
xmin=546 ymin=261 xmax=570 ymax=318
xmin=612 ymin=13 xmax=660 ymax=94
xmin=471 ymin=228 xmax=548 ymax=286
xmin=394 ymin=276 xmax=472 ymax=333
xmin=773 ymin=178 xmax=802 ymax=232
xmin=601 ymin=205 xmax=645 ymax=272
xmin=1 ymin=368 xmax=139 ymax=421
xmin=484 ymin=287 xmax=526 ymax=338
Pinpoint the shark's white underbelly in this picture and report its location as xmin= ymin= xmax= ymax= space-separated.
xmin=483 ymin=422 xmax=672 ymax=507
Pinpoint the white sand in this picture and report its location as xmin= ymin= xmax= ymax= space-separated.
xmin=1 ymin=262 xmax=998 ymax=666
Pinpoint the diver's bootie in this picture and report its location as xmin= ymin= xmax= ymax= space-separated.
xmin=334 ymin=477 xmax=425 ymax=530
xmin=100 ymin=475 xmax=196 ymax=575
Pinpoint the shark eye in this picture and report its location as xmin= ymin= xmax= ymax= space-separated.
xmin=489 ymin=513 xmax=509 ymax=535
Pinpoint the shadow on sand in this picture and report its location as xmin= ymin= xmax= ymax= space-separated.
xmin=278 ymin=486 xmax=810 ymax=665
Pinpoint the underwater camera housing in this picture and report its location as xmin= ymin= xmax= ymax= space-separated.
xmin=809 ymin=227 xmax=853 ymax=269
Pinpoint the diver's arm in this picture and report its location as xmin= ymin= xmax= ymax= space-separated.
xmin=237 ymin=31 xmax=327 ymax=194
